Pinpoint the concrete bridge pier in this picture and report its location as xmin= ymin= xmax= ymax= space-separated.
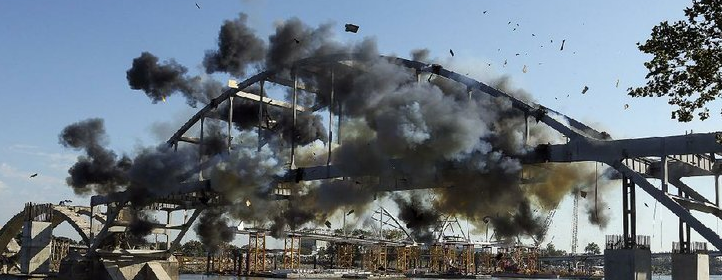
xmin=671 ymin=241 xmax=709 ymax=280
xmin=19 ymin=221 xmax=52 ymax=275
xmin=672 ymin=253 xmax=709 ymax=280
xmin=603 ymin=248 xmax=651 ymax=280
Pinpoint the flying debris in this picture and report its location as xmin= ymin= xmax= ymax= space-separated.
xmin=532 ymin=33 xmax=535 ymax=36
xmin=644 ymin=203 xmax=649 ymax=207
xmin=515 ymin=53 xmax=520 ymax=56
xmin=195 ymin=2 xmax=201 ymax=9
xmin=522 ymin=65 xmax=528 ymax=73
xmin=449 ymin=49 xmax=454 ymax=57
xmin=483 ymin=10 xmax=487 ymax=14
xmin=580 ymin=191 xmax=587 ymax=198
xmin=245 ymin=199 xmax=251 ymax=207
xmin=344 ymin=23 xmax=359 ymax=33
xmin=616 ymin=79 xmax=620 ymax=88
xmin=560 ymin=39 xmax=566 ymax=51
xmin=29 ymin=173 xmax=38 ymax=178
xmin=325 ymin=220 xmax=332 ymax=229
xmin=347 ymin=209 xmax=355 ymax=215
xmin=624 ymin=104 xmax=629 ymax=110
xmin=508 ymin=21 xmax=511 ymax=25
xmin=582 ymin=86 xmax=589 ymax=94
xmin=504 ymin=59 xmax=507 ymax=67
xmin=294 ymin=38 xmax=300 ymax=44
xmin=59 ymin=199 xmax=72 ymax=206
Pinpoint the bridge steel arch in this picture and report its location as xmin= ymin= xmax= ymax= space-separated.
xmin=86 ymin=54 xmax=722 ymax=252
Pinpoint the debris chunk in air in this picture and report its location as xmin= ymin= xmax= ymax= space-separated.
xmin=581 ymin=86 xmax=589 ymax=94
xmin=522 ymin=65 xmax=528 ymax=73
xmin=344 ymin=23 xmax=359 ymax=33
xmin=560 ymin=39 xmax=566 ymax=51
xmin=294 ymin=38 xmax=300 ymax=44
xmin=29 ymin=173 xmax=38 ymax=178
xmin=325 ymin=220 xmax=332 ymax=229
xmin=449 ymin=49 xmax=454 ymax=57
xmin=624 ymin=104 xmax=629 ymax=110
xmin=195 ymin=2 xmax=201 ymax=9
xmin=580 ymin=191 xmax=587 ymax=198
xmin=616 ymin=79 xmax=620 ymax=88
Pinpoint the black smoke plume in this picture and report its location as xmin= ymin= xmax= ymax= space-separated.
xmin=194 ymin=208 xmax=235 ymax=253
xmin=59 ymin=118 xmax=131 ymax=195
xmin=393 ymin=193 xmax=440 ymax=243
xmin=203 ymin=13 xmax=266 ymax=77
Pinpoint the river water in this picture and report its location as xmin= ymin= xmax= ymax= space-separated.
xmin=179 ymin=275 xmax=722 ymax=280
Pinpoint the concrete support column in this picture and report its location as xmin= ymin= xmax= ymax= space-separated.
xmin=672 ymin=253 xmax=709 ymax=280
xmin=20 ymin=221 xmax=52 ymax=275
xmin=604 ymin=248 xmax=651 ymax=280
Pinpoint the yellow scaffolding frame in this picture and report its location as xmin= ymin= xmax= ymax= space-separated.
xmin=442 ymin=243 xmax=457 ymax=272
xmin=429 ymin=244 xmax=444 ymax=272
xmin=336 ymin=243 xmax=355 ymax=268
xmin=283 ymin=235 xmax=301 ymax=269
xmin=460 ymin=244 xmax=474 ymax=275
xmin=362 ymin=244 xmax=387 ymax=271
xmin=247 ymin=232 xmax=266 ymax=274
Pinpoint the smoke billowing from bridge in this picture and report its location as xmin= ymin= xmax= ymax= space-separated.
xmin=60 ymin=13 xmax=613 ymax=250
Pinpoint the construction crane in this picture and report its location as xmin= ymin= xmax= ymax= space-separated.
xmin=571 ymin=189 xmax=580 ymax=255
xmin=533 ymin=207 xmax=557 ymax=247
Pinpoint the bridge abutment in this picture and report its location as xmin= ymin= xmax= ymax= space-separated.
xmin=672 ymin=253 xmax=709 ymax=280
xmin=603 ymin=248 xmax=651 ymax=280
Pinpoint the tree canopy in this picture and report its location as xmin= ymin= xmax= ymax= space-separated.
xmin=584 ymin=242 xmax=601 ymax=255
xmin=629 ymin=0 xmax=722 ymax=122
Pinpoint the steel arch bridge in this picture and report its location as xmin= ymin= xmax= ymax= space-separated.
xmin=8 ymin=54 xmax=722 ymax=259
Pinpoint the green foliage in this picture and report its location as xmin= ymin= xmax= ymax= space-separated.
xmin=180 ymin=240 xmax=206 ymax=257
xmin=629 ymin=0 xmax=722 ymax=121
xmin=584 ymin=242 xmax=601 ymax=255
xmin=544 ymin=242 xmax=567 ymax=256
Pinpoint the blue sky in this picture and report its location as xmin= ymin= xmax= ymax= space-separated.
xmin=1 ymin=0 xmax=719 ymax=252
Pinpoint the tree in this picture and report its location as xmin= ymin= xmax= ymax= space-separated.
xmin=544 ymin=242 xmax=567 ymax=256
xmin=584 ymin=242 xmax=601 ymax=255
xmin=179 ymin=240 xmax=205 ymax=257
xmin=629 ymin=0 xmax=722 ymax=122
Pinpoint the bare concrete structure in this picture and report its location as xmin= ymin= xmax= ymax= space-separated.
xmin=604 ymin=248 xmax=651 ymax=280
xmin=19 ymin=221 xmax=51 ymax=275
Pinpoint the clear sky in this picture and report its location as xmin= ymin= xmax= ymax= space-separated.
xmin=0 ymin=0 xmax=719 ymax=252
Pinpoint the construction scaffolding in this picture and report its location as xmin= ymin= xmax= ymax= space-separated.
xmin=336 ymin=243 xmax=354 ymax=268
xmin=460 ymin=244 xmax=474 ymax=275
xmin=429 ymin=244 xmax=444 ymax=272
xmin=247 ymin=232 xmax=266 ymax=274
xmin=283 ymin=235 xmax=301 ymax=269
xmin=442 ymin=243 xmax=457 ymax=272
xmin=395 ymin=246 xmax=409 ymax=271
xmin=362 ymin=244 xmax=387 ymax=271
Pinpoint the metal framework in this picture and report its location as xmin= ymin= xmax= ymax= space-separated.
xmin=336 ymin=243 xmax=354 ymax=268
xmin=247 ymin=232 xmax=266 ymax=274
xmin=362 ymin=243 xmax=387 ymax=271
xmin=283 ymin=235 xmax=301 ymax=269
